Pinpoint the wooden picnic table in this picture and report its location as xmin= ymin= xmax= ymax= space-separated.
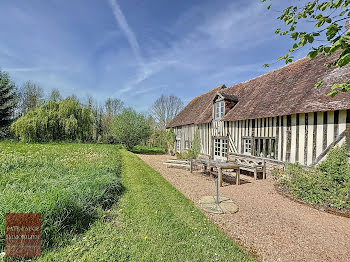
xmin=215 ymin=162 xmax=240 ymax=187
xmin=191 ymin=159 xmax=240 ymax=187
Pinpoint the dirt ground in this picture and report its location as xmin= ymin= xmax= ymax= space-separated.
xmin=137 ymin=154 xmax=350 ymax=262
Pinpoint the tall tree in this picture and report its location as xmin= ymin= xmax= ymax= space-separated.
xmin=48 ymin=88 xmax=62 ymax=102
xmin=150 ymin=95 xmax=184 ymax=129
xmin=19 ymin=81 xmax=44 ymax=114
xmin=263 ymin=0 xmax=350 ymax=96
xmin=11 ymin=97 xmax=93 ymax=142
xmin=0 ymin=71 xmax=17 ymax=130
xmin=112 ymin=108 xmax=152 ymax=150
xmin=105 ymin=98 xmax=124 ymax=116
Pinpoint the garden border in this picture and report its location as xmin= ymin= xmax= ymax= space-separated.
xmin=274 ymin=184 xmax=350 ymax=219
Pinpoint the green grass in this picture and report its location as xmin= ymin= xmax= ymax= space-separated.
xmin=131 ymin=145 xmax=166 ymax=154
xmin=0 ymin=142 xmax=122 ymax=251
xmin=39 ymin=150 xmax=253 ymax=261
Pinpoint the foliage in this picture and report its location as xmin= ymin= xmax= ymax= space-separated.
xmin=39 ymin=150 xmax=253 ymax=262
xmin=150 ymin=94 xmax=184 ymax=129
xmin=165 ymin=128 xmax=176 ymax=154
xmin=276 ymin=143 xmax=350 ymax=209
xmin=0 ymin=70 xmax=129 ymax=144
xmin=131 ymin=145 xmax=166 ymax=154
xmin=147 ymin=129 xmax=167 ymax=148
xmin=263 ymin=0 xmax=350 ymax=96
xmin=102 ymin=98 xmax=124 ymax=143
xmin=317 ymin=142 xmax=350 ymax=182
xmin=112 ymin=109 xmax=152 ymax=150
xmin=0 ymin=71 xmax=17 ymax=134
xmin=11 ymin=97 xmax=94 ymax=142
xmin=174 ymin=129 xmax=201 ymax=160
xmin=48 ymin=88 xmax=62 ymax=102
xmin=0 ymin=142 xmax=122 ymax=251
xmin=176 ymin=151 xmax=189 ymax=159
xmin=19 ymin=80 xmax=44 ymax=114
xmin=147 ymin=128 xmax=176 ymax=154
xmin=190 ymin=128 xmax=201 ymax=159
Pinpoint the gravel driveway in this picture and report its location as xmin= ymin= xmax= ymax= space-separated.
xmin=137 ymin=154 xmax=350 ymax=262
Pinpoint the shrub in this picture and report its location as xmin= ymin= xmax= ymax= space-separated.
xmin=317 ymin=143 xmax=350 ymax=184
xmin=276 ymin=143 xmax=350 ymax=210
xmin=112 ymin=109 xmax=152 ymax=150
xmin=132 ymin=145 xmax=165 ymax=154
xmin=189 ymin=128 xmax=201 ymax=159
xmin=176 ymin=151 xmax=187 ymax=159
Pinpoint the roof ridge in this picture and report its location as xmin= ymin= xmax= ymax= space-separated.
xmin=167 ymin=52 xmax=350 ymax=128
xmin=186 ymin=84 xmax=225 ymax=105
xmin=227 ymin=56 xmax=309 ymax=89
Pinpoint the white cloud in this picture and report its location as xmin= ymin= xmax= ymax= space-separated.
xmin=107 ymin=0 xmax=179 ymax=98
xmin=107 ymin=0 xmax=143 ymax=68
xmin=2 ymin=66 xmax=69 ymax=73
xmin=107 ymin=1 xmax=303 ymax=111
xmin=115 ymin=58 xmax=178 ymax=96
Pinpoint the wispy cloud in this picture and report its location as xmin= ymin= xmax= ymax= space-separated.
xmin=107 ymin=0 xmax=178 ymax=99
xmin=107 ymin=0 xmax=143 ymax=67
xmin=113 ymin=1 xmax=280 ymax=103
xmin=115 ymin=58 xmax=178 ymax=96
xmin=2 ymin=66 xmax=69 ymax=73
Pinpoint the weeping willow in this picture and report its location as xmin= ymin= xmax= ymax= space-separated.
xmin=11 ymin=97 xmax=93 ymax=142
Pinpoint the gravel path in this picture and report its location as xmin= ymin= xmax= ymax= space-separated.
xmin=137 ymin=154 xmax=350 ymax=262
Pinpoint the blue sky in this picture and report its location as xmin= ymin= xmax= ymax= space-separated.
xmin=0 ymin=0 xmax=313 ymax=112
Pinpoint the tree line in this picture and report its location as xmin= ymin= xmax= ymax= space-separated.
xmin=0 ymin=70 xmax=184 ymax=151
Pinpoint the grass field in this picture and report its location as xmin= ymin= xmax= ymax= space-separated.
xmin=0 ymin=142 xmax=122 ymax=251
xmin=40 ymin=150 xmax=253 ymax=261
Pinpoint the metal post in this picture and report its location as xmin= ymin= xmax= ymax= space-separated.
xmin=216 ymin=174 xmax=219 ymax=205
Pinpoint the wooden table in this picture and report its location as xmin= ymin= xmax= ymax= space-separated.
xmin=215 ymin=162 xmax=241 ymax=187
xmin=192 ymin=159 xmax=240 ymax=187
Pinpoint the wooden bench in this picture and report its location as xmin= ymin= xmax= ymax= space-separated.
xmin=163 ymin=159 xmax=191 ymax=170
xmin=229 ymin=156 xmax=266 ymax=180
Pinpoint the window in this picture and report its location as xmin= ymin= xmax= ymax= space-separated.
xmin=222 ymin=139 xmax=228 ymax=157
xmin=214 ymin=101 xmax=225 ymax=120
xmin=270 ymin=139 xmax=276 ymax=158
xmin=243 ymin=138 xmax=252 ymax=154
xmin=253 ymin=137 xmax=276 ymax=159
xmin=184 ymin=141 xmax=189 ymax=150
xmin=176 ymin=140 xmax=181 ymax=152
xmin=176 ymin=128 xmax=182 ymax=137
xmin=214 ymin=138 xmax=228 ymax=158
xmin=214 ymin=139 xmax=220 ymax=156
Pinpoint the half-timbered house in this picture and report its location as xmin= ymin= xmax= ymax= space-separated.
xmin=166 ymin=54 xmax=350 ymax=168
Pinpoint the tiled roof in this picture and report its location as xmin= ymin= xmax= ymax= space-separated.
xmin=167 ymin=54 xmax=350 ymax=128
xmin=166 ymin=85 xmax=225 ymax=128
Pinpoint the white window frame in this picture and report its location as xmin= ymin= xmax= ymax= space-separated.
xmin=214 ymin=101 xmax=225 ymax=120
xmin=214 ymin=138 xmax=228 ymax=161
xmin=243 ymin=138 xmax=252 ymax=154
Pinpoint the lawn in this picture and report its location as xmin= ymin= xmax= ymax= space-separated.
xmin=0 ymin=142 xmax=122 ymax=252
xmin=39 ymin=150 xmax=254 ymax=261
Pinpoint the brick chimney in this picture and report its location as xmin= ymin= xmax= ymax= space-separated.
xmin=346 ymin=20 xmax=350 ymax=33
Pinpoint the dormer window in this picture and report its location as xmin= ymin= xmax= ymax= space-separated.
xmin=214 ymin=101 xmax=224 ymax=120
